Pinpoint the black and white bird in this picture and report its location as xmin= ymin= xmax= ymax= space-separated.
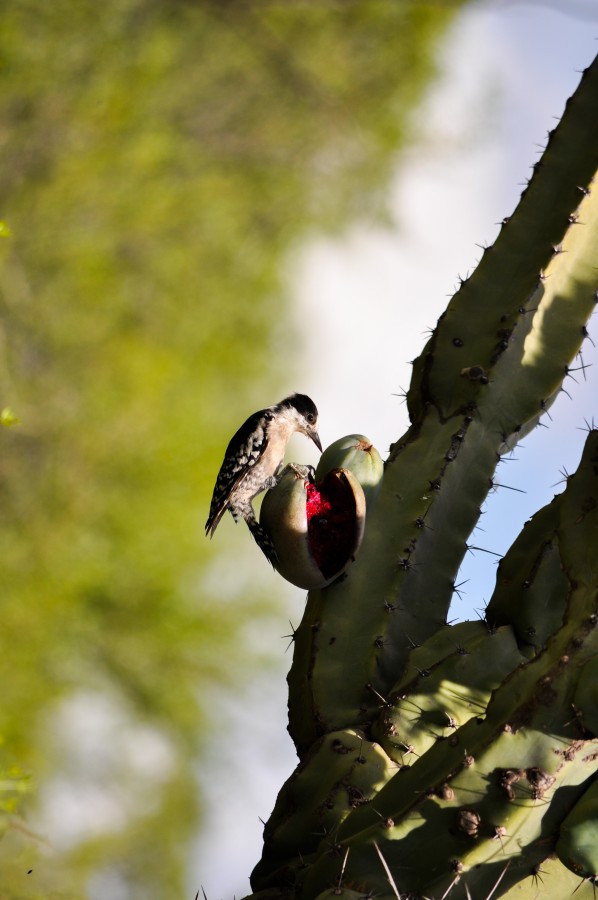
xmin=205 ymin=393 xmax=322 ymax=563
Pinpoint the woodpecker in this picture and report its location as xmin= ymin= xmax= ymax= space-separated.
xmin=205 ymin=393 xmax=322 ymax=563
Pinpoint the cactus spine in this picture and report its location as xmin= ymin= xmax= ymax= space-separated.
xmin=248 ymin=56 xmax=598 ymax=899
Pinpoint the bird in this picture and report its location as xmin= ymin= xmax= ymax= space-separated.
xmin=205 ymin=393 xmax=322 ymax=563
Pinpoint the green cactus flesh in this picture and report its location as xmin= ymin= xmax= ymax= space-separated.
xmin=287 ymin=54 xmax=598 ymax=759
xmin=556 ymin=774 xmax=598 ymax=881
xmin=253 ymin=729 xmax=395 ymax=886
xmin=248 ymin=58 xmax=598 ymax=900
xmin=371 ymin=621 xmax=526 ymax=764
xmin=407 ymin=52 xmax=598 ymax=424
xmin=252 ymin=431 xmax=598 ymax=897
xmin=485 ymin=495 xmax=570 ymax=656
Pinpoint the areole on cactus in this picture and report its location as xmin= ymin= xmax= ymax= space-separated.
xmin=245 ymin=56 xmax=598 ymax=900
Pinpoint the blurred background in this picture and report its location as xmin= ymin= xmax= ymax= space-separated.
xmin=1 ymin=1 xmax=597 ymax=898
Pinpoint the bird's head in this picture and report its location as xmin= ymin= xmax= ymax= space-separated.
xmin=281 ymin=393 xmax=322 ymax=452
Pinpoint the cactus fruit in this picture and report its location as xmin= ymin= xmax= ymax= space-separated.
xmin=245 ymin=56 xmax=598 ymax=899
xmin=314 ymin=435 xmax=384 ymax=509
xmin=260 ymin=463 xmax=366 ymax=589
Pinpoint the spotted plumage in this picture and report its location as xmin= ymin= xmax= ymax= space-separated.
xmin=206 ymin=394 xmax=321 ymax=562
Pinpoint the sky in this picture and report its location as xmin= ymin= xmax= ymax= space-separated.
xmin=195 ymin=3 xmax=598 ymax=897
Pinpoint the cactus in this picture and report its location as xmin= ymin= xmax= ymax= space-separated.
xmin=246 ymin=56 xmax=598 ymax=899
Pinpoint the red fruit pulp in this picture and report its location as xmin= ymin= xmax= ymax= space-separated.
xmin=305 ymin=472 xmax=357 ymax=579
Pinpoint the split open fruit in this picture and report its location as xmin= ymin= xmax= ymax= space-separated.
xmin=260 ymin=465 xmax=366 ymax=590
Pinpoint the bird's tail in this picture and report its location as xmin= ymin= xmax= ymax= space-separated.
xmin=205 ymin=504 xmax=228 ymax=539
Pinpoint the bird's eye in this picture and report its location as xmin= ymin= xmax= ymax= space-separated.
xmin=307 ymin=414 xmax=315 ymax=423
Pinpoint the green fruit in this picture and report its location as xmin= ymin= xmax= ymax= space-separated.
xmin=315 ymin=434 xmax=383 ymax=508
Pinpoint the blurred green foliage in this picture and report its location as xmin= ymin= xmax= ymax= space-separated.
xmin=0 ymin=0 xmax=462 ymax=895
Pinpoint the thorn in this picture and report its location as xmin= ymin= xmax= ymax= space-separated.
xmin=439 ymin=874 xmax=462 ymax=900
xmin=373 ymin=841 xmax=402 ymax=899
xmin=539 ymin=399 xmax=553 ymax=421
xmin=575 ymin=351 xmax=592 ymax=381
xmin=451 ymin=579 xmax=469 ymax=601
xmin=552 ymin=466 xmax=570 ymax=488
xmin=490 ymin=480 xmax=527 ymax=494
xmin=530 ymin=863 xmax=546 ymax=888
xmin=486 ymin=860 xmax=511 ymax=900
xmin=396 ymin=739 xmax=420 ymax=759
xmin=366 ymin=683 xmax=392 ymax=709
xmin=578 ymin=417 xmax=596 ymax=433
xmin=281 ymin=621 xmax=298 ymax=653
xmin=392 ymin=387 xmax=409 ymax=404
xmin=370 ymin=806 xmax=396 ymax=829
xmin=572 ymin=875 xmax=597 ymax=896
xmin=492 ymin=825 xmax=508 ymax=853
xmin=496 ymin=453 xmax=519 ymax=464
xmin=335 ymin=847 xmax=350 ymax=893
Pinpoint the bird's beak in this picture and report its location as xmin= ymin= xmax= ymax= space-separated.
xmin=310 ymin=429 xmax=322 ymax=453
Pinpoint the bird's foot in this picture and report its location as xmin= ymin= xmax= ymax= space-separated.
xmin=279 ymin=462 xmax=315 ymax=482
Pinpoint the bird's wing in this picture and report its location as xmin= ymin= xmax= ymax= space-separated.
xmin=205 ymin=409 xmax=270 ymax=537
